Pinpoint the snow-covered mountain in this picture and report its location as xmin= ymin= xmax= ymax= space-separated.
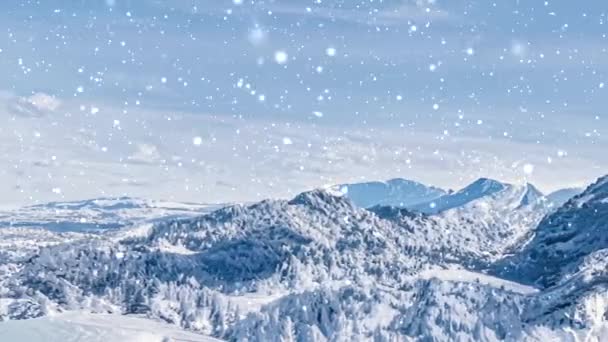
xmin=411 ymin=178 xmax=544 ymax=214
xmin=1 ymin=176 xmax=607 ymax=341
xmin=334 ymin=177 xmax=547 ymax=219
xmin=359 ymin=178 xmax=551 ymax=265
xmin=333 ymin=178 xmax=447 ymax=208
xmin=406 ymin=180 xmax=549 ymax=263
xmin=498 ymin=175 xmax=608 ymax=287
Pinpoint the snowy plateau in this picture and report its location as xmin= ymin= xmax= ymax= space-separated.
xmin=0 ymin=176 xmax=607 ymax=342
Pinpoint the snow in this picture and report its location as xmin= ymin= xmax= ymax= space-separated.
xmin=227 ymin=292 xmax=287 ymax=314
xmin=0 ymin=312 xmax=219 ymax=342
xmin=274 ymin=51 xmax=288 ymax=64
xmin=419 ymin=267 xmax=539 ymax=295
xmin=523 ymin=163 xmax=535 ymax=175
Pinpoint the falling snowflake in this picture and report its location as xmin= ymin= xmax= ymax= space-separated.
xmin=274 ymin=51 xmax=288 ymax=64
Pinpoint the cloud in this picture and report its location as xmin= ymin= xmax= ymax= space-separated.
xmin=137 ymin=0 xmax=452 ymax=28
xmin=27 ymin=93 xmax=62 ymax=111
xmin=0 ymin=93 xmax=604 ymax=208
xmin=6 ymin=92 xmax=62 ymax=118
xmin=266 ymin=0 xmax=451 ymax=27
xmin=128 ymin=143 xmax=162 ymax=164
xmin=376 ymin=1 xmax=450 ymax=23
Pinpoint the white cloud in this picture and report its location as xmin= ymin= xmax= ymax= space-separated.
xmin=0 ymin=91 xmax=604 ymax=208
xmin=128 ymin=143 xmax=162 ymax=164
xmin=7 ymin=92 xmax=61 ymax=117
xmin=27 ymin=93 xmax=62 ymax=112
xmin=267 ymin=1 xmax=451 ymax=27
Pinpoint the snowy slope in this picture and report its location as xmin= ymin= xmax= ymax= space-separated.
xmin=333 ymin=178 xmax=447 ymax=208
xmin=0 ymin=312 xmax=219 ymax=342
xmin=523 ymin=249 xmax=608 ymax=328
xmin=382 ymin=275 xmax=608 ymax=342
xmin=418 ymin=266 xmax=539 ymax=295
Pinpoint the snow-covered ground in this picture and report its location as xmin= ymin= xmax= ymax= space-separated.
xmin=418 ymin=267 xmax=539 ymax=295
xmin=0 ymin=312 xmax=220 ymax=342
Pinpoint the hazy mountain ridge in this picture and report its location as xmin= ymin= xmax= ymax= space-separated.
xmin=334 ymin=178 xmax=447 ymax=208
xmin=0 ymin=197 xmax=220 ymax=233
xmin=546 ymin=187 xmax=584 ymax=208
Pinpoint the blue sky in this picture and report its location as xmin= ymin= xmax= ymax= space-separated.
xmin=0 ymin=0 xmax=606 ymax=206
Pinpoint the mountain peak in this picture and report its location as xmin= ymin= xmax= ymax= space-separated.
xmin=384 ymin=178 xmax=426 ymax=187
xmin=410 ymin=178 xmax=508 ymax=214
xmin=463 ymin=178 xmax=507 ymax=194
xmin=288 ymin=189 xmax=353 ymax=209
xmin=520 ymin=183 xmax=544 ymax=206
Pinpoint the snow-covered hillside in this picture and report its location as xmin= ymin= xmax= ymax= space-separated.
xmin=0 ymin=311 xmax=220 ymax=342
xmin=1 ymin=176 xmax=607 ymax=341
xmin=373 ymin=179 xmax=550 ymax=264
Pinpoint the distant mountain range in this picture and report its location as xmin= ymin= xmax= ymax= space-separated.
xmin=0 ymin=197 xmax=220 ymax=232
xmin=0 ymin=175 xmax=606 ymax=341
xmin=337 ymin=177 xmax=577 ymax=214
xmin=546 ymin=187 xmax=584 ymax=207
